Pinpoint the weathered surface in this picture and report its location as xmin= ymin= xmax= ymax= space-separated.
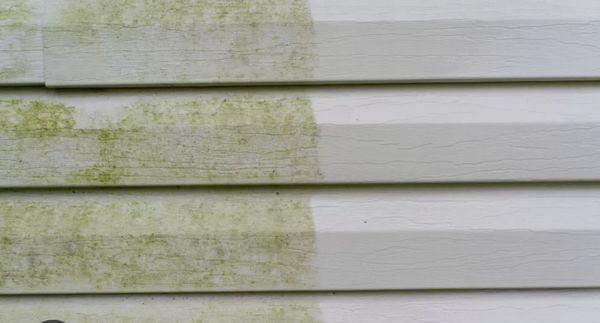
xmin=4 ymin=290 xmax=600 ymax=323
xmin=42 ymin=0 xmax=600 ymax=86
xmin=45 ymin=0 xmax=316 ymax=85
xmin=0 ymin=189 xmax=316 ymax=293
xmin=0 ymin=94 xmax=322 ymax=186
xmin=7 ymin=303 xmax=322 ymax=323
xmin=0 ymin=0 xmax=43 ymax=84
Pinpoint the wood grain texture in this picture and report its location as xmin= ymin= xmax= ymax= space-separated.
xmin=2 ymin=184 xmax=600 ymax=294
xmin=3 ymin=290 xmax=600 ymax=323
xmin=42 ymin=0 xmax=600 ymax=86
xmin=2 ymin=83 xmax=600 ymax=187
xmin=0 ymin=0 xmax=44 ymax=85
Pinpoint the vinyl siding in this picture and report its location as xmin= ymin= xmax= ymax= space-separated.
xmin=1 ymin=1 xmax=599 ymax=322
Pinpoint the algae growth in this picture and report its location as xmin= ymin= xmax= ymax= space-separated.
xmin=0 ymin=192 xmax=317 ymax=292
xmin=0 ymin=96 xmax=322 ymax=185
xmin=49 ymin=0 xmax=316 ymax=82
xmin=61 ymin=0 xmax=313 ymax=30
xmin=0 ymin=61 xmax=31 ymax=82
xmin=2 ymin=300 xmax=322 ymax=322
xmin=0 ymin=0 xmax=33 ymax=27
xmin=0 ymin=99 xmax=75 ymax=135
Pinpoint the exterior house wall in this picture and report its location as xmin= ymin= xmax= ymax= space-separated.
xmin=1 ymin=1 xmax=600 ymax=321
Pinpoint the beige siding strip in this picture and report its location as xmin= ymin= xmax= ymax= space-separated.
xmin=3 ymin=83 xmax=600 ymax=187
xmin=43 ymin=0 xmax=600 ymax=86
xmin=0 ymin=188 xmax=317 ymax=293
xmin=3 ymin=290 xmax=600 ymax=322
xmin=0 ymin=0 xmax=44 ymax=85
xmin=2 ymin=0 xmax=599 ymax=86
xmin=2 ymin=184 xmax=600 ymax=294
xmin=0 ymin=88 xmax=322 ymax=186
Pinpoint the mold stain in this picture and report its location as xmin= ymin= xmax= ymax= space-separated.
xmin=0 ymin=99 xmax=75 ymax=135
xmin=0 ymin=0 xmax=32 ymax=27
xmin=51 ymin=0 xmax=316 ymax=82
xmin=0 ymin=193 xmax=317 ymax=292
xmin=60 ymin=0 xmax=313 ymax=30
xmin=2 ymin=301 xmax=322 ymax=322
xmin=0 ymin=61 xmax=31 ymax=81
xmin=0 ymin=96 xmax=322 ymax=185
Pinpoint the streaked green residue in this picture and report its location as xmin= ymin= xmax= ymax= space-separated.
xmin=61 ymin=0 xmax=313 ymax=31
xmin=0 ymin=96 xmax=322 ymax=185
xmin=0 ymin=192 xmax=316 ymax=292
xmin=1 ymin=300 xmax=322 ymax=323
xmin=0 ymin=61 xmax=31 ymax=82
xmin=0 ymin=99 xmax=75 ymax=136
xmin=52 ymin=0 xmax=315 ymax=81
xmin=0 ymin=0 xmax=32 ymax=27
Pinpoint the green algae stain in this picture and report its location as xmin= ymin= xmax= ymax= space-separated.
xmin=0 ymin=0 xmax=33 ymax=27
xmin=0 ymin=99 xmax=75 ymax=136
xmin=52 ymin=0 xmax=315 ymax=82
xmin=60 ymin=0 xmax=313 ymax=30
xmin=0 ymin=96 xmax=322 ymax=186
xmin=0 ymin=193 xmax=317 ymax=292
xmin=2 ymin=301 xmax=322 ymax=323
xmin=0 ymin=61 xmax=31 ymax=82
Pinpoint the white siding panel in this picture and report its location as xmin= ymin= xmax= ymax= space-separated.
xmin=2 ymin=83 xmax=600 ymax=187
xmin=0 ymin=0 xmax=44 ymax=85
xmin=2 ymin=290 xmax=600 ymax=322
xmin=43 ymin=0 xmax=600 ymax=87
xmin=2 ymin=185 xmax=600 ymax=294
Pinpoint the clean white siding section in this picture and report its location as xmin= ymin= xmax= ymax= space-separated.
xmin=43 ymin=0 xmax=600 ymax=86
xmin=312 ymin=184 xmax=600 ymax=290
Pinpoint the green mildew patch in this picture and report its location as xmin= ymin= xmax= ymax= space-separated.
xmin=0 ymin=61 xmax=31 ymax=81
xmin=61 ymin=0 xmax=313 ymax=30
xmin=1 ymin=299 xmax=322 ymax=322
xmin=49 ymin=0 xmax=315 ymax=82
xmin=0 ymin=192 xmax=317 ymax=293
xmin=0 ymin=95 xmax=322 ymax=186
xmin=0 ymin=99 xmax=75 ymax=136
xmin=0 ymin=0 xmax=32 ymax=27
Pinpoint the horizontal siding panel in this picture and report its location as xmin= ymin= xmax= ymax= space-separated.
xmin=2 ymin=83 xmax=600 ymax=186
xmin=2 ymin=290 xmax=600 ymax=322
xmin=43 ymin=0 xmax=600 ymax=87
xmin=0 ymin=0 xmax=44 ymax=85
xmin=2 ymin=184 xmax=600 ymax=294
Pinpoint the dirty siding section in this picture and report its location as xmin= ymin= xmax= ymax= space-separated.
xmin=3 ymin=302 xmax=323 ymax=323
xmin=0 ymin=0 xmax=43 ymax=84
xmin=0 ymin=94 xmax=324 ymax=318
xmin=1 ymin=0 xmax=323 ymax=317
xmin=0 ymin=190 xmax=317 ymax=293
xmin=0 ymin=94 xmax=322 ymax=186
xmin=44 ymin=0 xmax=316 ymax=85
xmin=0 ymin=295 xmax=324 ymax=323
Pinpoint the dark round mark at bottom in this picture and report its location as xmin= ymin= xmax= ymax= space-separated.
xmin=42 ymin=320 xmax=65 ymax=323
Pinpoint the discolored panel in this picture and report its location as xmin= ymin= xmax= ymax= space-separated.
xmin=0 ymin=94 xmax=322 ymax=186
xmin=0 ymin=191 xmax=317 ymax=293
xmin=0 ymin=0 xmax=43 ymax=84
xmin=44 ymin=0 xmax=316 ymax=85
